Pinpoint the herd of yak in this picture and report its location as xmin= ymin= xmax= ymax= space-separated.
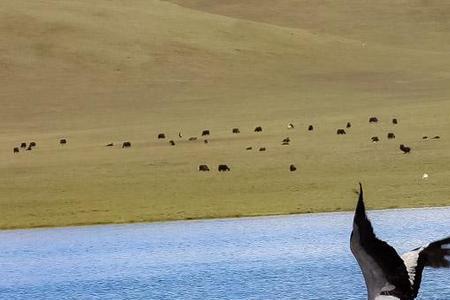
xmin=11 ymin=116 xmax=441 ymax=172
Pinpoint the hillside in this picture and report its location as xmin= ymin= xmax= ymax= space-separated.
xmin=1 ymin=0 xmax=450 ymax=229
xmin=167 ymin=0 xmax=450 ymax=51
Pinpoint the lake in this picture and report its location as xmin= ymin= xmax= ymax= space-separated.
xmin=0 ymin=207 xmax=449 ymax=299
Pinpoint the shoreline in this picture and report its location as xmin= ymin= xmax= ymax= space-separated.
xmin=1 ymin=203 xmax=449 ymax=232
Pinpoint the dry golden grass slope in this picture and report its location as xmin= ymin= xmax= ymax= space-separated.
xmin=1 ymin=0 xmax=450 ymax=229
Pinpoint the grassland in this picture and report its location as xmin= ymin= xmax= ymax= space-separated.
xmin=1 ymin=0 xmax=450 ymax=229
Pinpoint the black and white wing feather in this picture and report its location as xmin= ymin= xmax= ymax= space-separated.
xmin=401 ymin=237 xmax=450 ymax=298
xmin=350 ymin=184 xmax=413 ymax=299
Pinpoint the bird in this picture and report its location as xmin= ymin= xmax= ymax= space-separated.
xmin=350 ymin=183 xmax=449 ymax=300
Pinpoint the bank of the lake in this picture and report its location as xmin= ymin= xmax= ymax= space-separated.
xmin=1 ymin=201 xmax=450 ymax=230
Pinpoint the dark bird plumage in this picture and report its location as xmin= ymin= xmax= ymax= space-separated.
xmin=350 ymin=184 xmax=449 ymax=299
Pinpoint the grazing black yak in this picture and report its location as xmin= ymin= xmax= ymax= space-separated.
xmin=308 ymin=125 xmax=314 ymax=131
xmin=289 ymin=164 xmax=297 ymax=172
xmin=254 ymin=126 xmax=263 ymax=132
xmin=392 ymin=118 xmax=398 ymax=124
xmin=369 ymin=117 xmax=378 ymax=123
xmin=232 ymin=128 xmax=240 ymax=134
xmin=20 ymin=142 xmax=27 ymax=148
xmin=337 ymin=129 xmax=346 ymax=135
xmin=122 ymin=142 xmax=131 ymax=148
xmin=259 ymin=147 xmax=266 ymax=151
xmin=201 ymin=130 xmax=210 ymax=136
xmin=346 ymin=122 xmax=352 ymax=128
xmin=13 ymin=147 xmax=19 ymax=154
xmin=387 ymin=133 xmax=395 ymax=139
xmin=60 ymin=138 xmax=67 ymax=145
xmin=169 ymin=140 xmax=175 ymax=146
xmin=371 ymin=136 xmax=379 ymax=143
xmin=158 ymin=133 xmax=166 ymax=139
xmin=400 ymin=144 xmax=411 ymax=154
xmin=198 ymin=165 xmax=210 ymax=172
xmin=218 ymin=164 xmax=230 ymax=172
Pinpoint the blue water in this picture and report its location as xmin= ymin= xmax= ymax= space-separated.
xmin=0 ymin=207 xmax=449 ymax=300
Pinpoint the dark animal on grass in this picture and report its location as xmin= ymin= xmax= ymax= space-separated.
xmin=106 ymin=143 xmax=114 ymax=147
xmin=400 ymin=144 xmax=411 ymax=154
xmin=218 ymin=164 xmax=230 ymax=172
xmin=288 ymin=123 xmax=294 ymax=129
xmin=204 ymin=139 xmax=208 ymax=144
xmin=432 ymin=136 xmax=440 ymax=139
xmin=289 ymin=164 xmax=297 ymax=172
xmin=346 ymin=122 xmax=352 ymax=128
xmin=387 ymin=133 xmax=395 ymax=139
xmin=371 ymin=136 xmax=379 ymax=143
xmin=259 ymin=147 xmax=266 ymax=151
xmin=169 ymin=140 xmax=175 ymax=146
xmin=198 ymin=165 xmax=210 ymax=172
xmin=246 ymin=146 xmax=252 ymax=151
xmin=337 ymin=129 xmax=346 ymax=135
xmin=26 ymin=145 xmax=32 ymax=151
xmin=20 ymin=142 xmax=27 ymax=148
xmin=282 ymin=137 xmax=290 ymax=143
xmin=60 ymin=138 xmax=67 ymax=145
xmin=232 ymin=128 xmax=240 ymax=134
xmin=158 ymin=133 xmax=166 ymax=139
xmin=13 ymin=147 xmax=19 ymax=154
xmin=308 ymin=125 xmax=314 ymax=131
xmin=202 ymin=130 xmax=210 ymax=136
xmin=369 ymin=117 xmax=378 ymax=123
xmin=188 ymin=137 xmax=197 ymax=141
xmin=29 ymin=142 xmax=36 ymax=147
xmin=392 ymin=118 xmax=398 ymax=124
xmin=178 ymin=132 xmax=182 ymax=138
xmin=422 ymin=136 xmax=428 ymax=140
xmin=254 ymin=126 xmax=262 ymax=132
xmin=122 ymin=142 xmax=131 ymax=148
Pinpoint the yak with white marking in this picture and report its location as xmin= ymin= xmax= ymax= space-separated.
xmin=218 ymin=164 xmax=230 ymax=172
xmin=400 ymin=144 xmax=411 ymax=154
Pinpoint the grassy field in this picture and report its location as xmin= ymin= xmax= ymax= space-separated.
xmin=1 ymin=0 xmax=450 ymax=229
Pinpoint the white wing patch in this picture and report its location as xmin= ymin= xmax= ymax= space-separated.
xmin=380 ymin=282 xmax=396 ymax=292
xmin=401 ymin=247 xmax=425 ymax=285
xmin=375 ymin=296 xmax=401 ymax=300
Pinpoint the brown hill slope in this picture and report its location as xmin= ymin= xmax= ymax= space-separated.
xmin=167 ymin=0 xmax=450 ymax=51
xmin=1 ymin=0 xmax=449 ymax=229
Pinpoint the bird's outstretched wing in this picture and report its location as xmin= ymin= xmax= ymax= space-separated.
xmin=401 ymin=237 xmax=450 ymax=298
xmin=350 ymin=184 xmax=412 ymax=299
